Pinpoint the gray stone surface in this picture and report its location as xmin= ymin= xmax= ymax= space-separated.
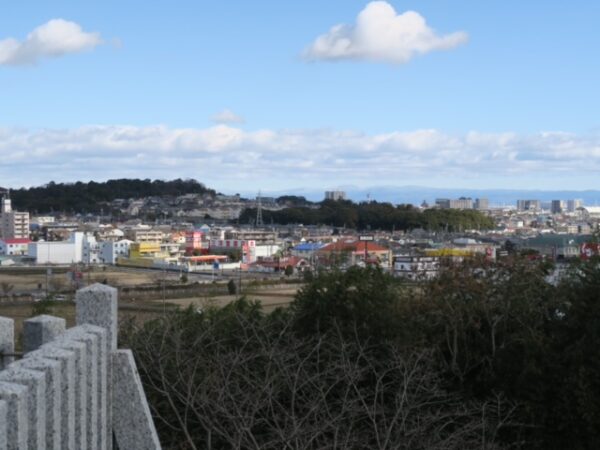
xmin=17 ymin=358 xmax=61 ymax=450
xmin=27 ymin=346 xmax=76 ymax=450
xmin=76 ymin=283 xmax=117 ymax=450
xmin=0 ymin=317 xmax=14 ymax=370
xmin=0 ymin=368 xmax=46 ymax=450
xmin=64 ymin=327 xmax=99 ymax=450
xmin=50 ymin=338 xmax=87 ymax=449
xmin=0 ymin=381 xmax=28 ymax=450
xmin=112 ymin=350 xmax=161 ymax=450
xmin=80 ymin=324 xmax=108 ymax=450
xmin=0 ymin=399 xmax=6 ymax=450
xmin=22 ymin=315 xmax=66 ymax=353
xmin=76 ymin=284 xmax=118 ymax=351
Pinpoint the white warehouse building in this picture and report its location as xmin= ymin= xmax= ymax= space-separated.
xmin=29 ymin=232 xmax=85 ymax=264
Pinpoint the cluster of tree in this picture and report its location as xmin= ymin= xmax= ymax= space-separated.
xmin=241 ymin=199 xmax=494 ymax=231
xmin=9 ymin=178 xmax=215 ymax=213
xmin=121 ymin=255 xmax=600 ymax=449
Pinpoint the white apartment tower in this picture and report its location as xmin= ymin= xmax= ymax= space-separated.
xmin=0 ymin=192 xmax=30 ymax=239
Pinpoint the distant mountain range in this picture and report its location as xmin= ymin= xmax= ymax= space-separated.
xmin=241 ymin=186 xmax=600 ymax=207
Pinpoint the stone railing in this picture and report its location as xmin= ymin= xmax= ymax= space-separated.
xmin=0 ymin=284 xmax=161 ymax=450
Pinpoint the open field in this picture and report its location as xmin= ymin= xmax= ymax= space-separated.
xmin=0 ymin=281 xmax=302 ymax=349
xmin=148 ymin=284 xmax=301 ymax=313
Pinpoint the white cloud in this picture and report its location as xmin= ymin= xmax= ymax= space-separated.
xmin=303 ymin=1 xmax=468 ymax=64
xmin=211 ymin=109 xmax=245 ymax=124
xmin=1 ymin=124 xmax=599 ymax=190
xmin=0 ymin=19 xmax=103 ymax=66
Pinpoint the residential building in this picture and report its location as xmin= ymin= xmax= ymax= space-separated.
xmin=551 ymin=200 xmax=564 ymax=214
xmin=516 ymin=200 xmax=541 ymax=211
xmin=0 ymin=194 xmax=30 ymax=239
xmin=567 ymin=199 xmax=583 ymax=213
xmin=324 ymin=191 xmax=347 ymax=201
xmin=393 ymin=256 xmax=439 ymax=280
xmin=0 ymin=238 xmax=31 ymax=256
xmin=474 ymin=198 xmax=489 ymax=210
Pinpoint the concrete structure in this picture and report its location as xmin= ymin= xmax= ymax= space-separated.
xmin=474 ymin=198 xmax=489 ymax=210
xmin=394 ymin=255 xmax=439 ymax=280
xmin=567 ymin=199 xmax=583 ymax=213
xmin=324 ymin=190 xmax=347 ymax=201
xmin=551 ymin=200 xmax=565 ymax=214
xmin=516 ymin=199 xmax=542 ymax=211
xmin=0 ymin=284 xmax=162 ymax=449
xmin=28 ymin=232 xmax=85 ymax=265
xmin=100 ymin=239 xmax=132 ymax=264
xmin=0 ymin=194 xmax=30 ymax=240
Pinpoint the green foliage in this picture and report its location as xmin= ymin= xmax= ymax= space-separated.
xmin=240 ymin=200 xmax=494 ymax=231
xmin=10 ymin=178 xmax=215 ymax=213
xmin=122 ymin=256 xmax=600 ymax=449
xmin=292 ymin=266 xmax=404 ymax=341
xmin=227 ymin=279 xmax=237 ymax=295
xmin=284 ymin=265 xmax=294 ymax=276
xmin=31 ymin=298 xmax=54 ymax=316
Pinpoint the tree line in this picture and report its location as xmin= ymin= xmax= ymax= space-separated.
xmin=241 ymin=199 xmax=495 ymax=231
xmin=121 ymin=256 xmax=600 ymax=449
xmin=8 ymin=178 xmax=215 ymax=213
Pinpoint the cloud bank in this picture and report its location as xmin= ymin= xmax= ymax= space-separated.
xmin=211 ymin=109 xmax=245 ymax=124
xmin=303 ymin=1 xmax=468 ymax=64
xmin=0 ymin=19 xmax=103 ymax=66
xmin=0 ymin=124 xmax=598 ymax=190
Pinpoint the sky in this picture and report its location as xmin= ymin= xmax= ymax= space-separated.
xmin=2 ymin=1 xmax=600 ymax=194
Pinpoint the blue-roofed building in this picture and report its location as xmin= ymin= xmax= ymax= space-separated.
xmin=291 ymin=242 xmax=326 ymax=258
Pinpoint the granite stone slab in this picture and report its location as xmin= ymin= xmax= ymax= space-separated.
xmin=26 ymin=346 xmax=76 ymax=450
xmin=0 ymin=381 xmax=28 ymax=450
xmin=22 ymin=315 xmax=66 ymax=353
xmin=17 ymin=358 xmax=61 ymax=450
xmin=0 ymin=317 xmax=14 ymax=370
xmin=0 ymin=368 xmax=46 ymax=450
xmin=112 ymin=350 xmax=161 ymax=450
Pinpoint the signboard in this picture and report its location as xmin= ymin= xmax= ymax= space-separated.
xmin=213 ymin=261 xmax=220 ymax=270
xmin=358 ymin=235 xmax=374 ymax=242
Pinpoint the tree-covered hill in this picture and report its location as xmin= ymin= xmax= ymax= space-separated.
xmin=241 ymin=199 xmax=495 ymax=231
xmin=9 ymin=178 xmax=215 ymax=213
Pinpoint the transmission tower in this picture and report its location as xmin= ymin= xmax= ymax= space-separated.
xmin=256 ymin=191 xmax=264 ymax=227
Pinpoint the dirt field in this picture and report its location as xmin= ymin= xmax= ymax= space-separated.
xmin=153 ymin=285 xmax=301 ymax=313
xmin=0 ymin=267 xmax=185 ymax=295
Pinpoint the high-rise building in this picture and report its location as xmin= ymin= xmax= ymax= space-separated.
xmin=516 ymin=200 xmax=541 ymax=211
xmin=474 ymin=198 xmax=489 ymax=210
xmin=551 ymin=200 xmax=564 ymax=214
xmin=449 ymin=197 xmax=473 ymax=209
xmin=567 ymin=199 xmax=583 ymax=212
xmin=324 ymin=191 xmax=346 ymax=201
xmin=0 ymin=193 xmax=30 ymax=240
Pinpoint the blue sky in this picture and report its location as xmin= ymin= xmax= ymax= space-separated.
xmin=2 ymin=1 xmax=600 ymax=193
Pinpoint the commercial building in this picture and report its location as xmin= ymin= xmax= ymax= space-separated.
xmin=28 ymin=232 xmax=85 ymax=264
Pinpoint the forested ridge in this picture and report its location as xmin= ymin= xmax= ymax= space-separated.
xmin=242 ymin=199 xmax=495 ymax=231
xmin=123 ymin=257 xmax=600 ymax=449
xmin=8 ymin=178 xmax=215 ymax=213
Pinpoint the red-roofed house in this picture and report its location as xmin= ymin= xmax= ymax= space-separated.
xmin=0 ymin=238 xmax=31 ymax=256
xmin=318 ymin=239 xmax=392 ymax=268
